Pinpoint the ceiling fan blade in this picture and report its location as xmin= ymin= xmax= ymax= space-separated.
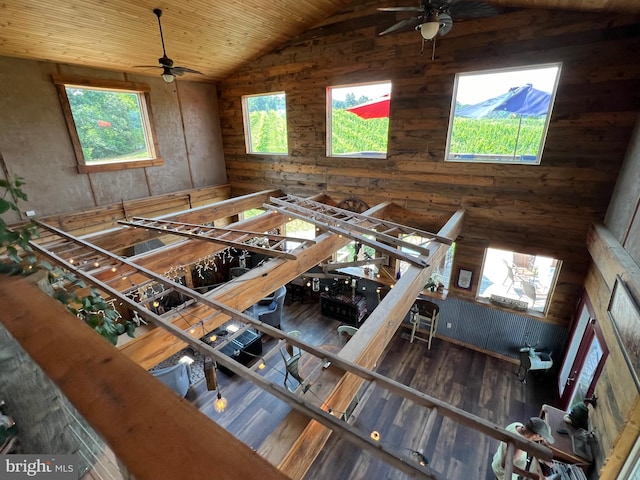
xmin=171 ymin=66 xmax=203 ymax=75
xmin=378 ymin=6 xmax=423 ymax=11
xmin=379 ymin=17 xmax=422 ymax=36
xmin=438 ymin=13 xmax=453 ymax=36
xmin=447 ymin=0 xmax=501 ymax=19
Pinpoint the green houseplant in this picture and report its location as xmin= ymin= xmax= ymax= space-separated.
xmin=1 ymin=176 xmax=135 ymax=344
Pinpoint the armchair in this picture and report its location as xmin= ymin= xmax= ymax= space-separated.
xmin=247 ymin=285 xmax=287 ymax=329
xmin=150 ymin=362 xmax=190 ymax=397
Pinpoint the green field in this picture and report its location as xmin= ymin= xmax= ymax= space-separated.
xmin=248 ymin=109 xmax=546 ymax=157
xmin=449 ymin=116 xmax=545 ymax=157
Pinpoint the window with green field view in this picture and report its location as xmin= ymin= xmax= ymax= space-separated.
xmin=335 ymin=239 xmax=376 ymax=264
xmin=398 ymin=239 xmax=455 ymax=291
xmin=241 ymin=208 xmax=265 ymax=220
xmin=242 ymin=92 xmax=288 ymax=154
xmin=445 ymin=64 xmax=561 ymax=165
xmin=54 ymin=76 xmax=160 ymax=173
xmin=285 ymin=218 xmax=315 ymax=250
xmin=327 ymin=82 xmax=391 ymax=158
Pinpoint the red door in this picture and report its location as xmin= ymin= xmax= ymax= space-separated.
xmin=558 ymin=295 xmax=608 ymax=409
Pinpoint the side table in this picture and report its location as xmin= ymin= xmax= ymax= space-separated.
xmin=539 ymin=404 xmax=592 ymax=472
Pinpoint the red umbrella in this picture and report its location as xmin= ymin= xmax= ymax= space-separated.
xmin=346 ymin=94 xmax=390 ymax=119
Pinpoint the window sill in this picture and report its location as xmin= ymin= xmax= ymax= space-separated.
xmin=246 ymin=152 xmax=288 ymax=156
xmin=77 ymin=158 xmax=164 ymax=174
xmin=476 ymin=297 xmax=548 ymax=321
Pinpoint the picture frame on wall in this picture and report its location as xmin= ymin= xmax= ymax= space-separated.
xmin=457 ymin=268 xmax=473 ymax=290
xmin=607 ymin=275 xmax=640 ymax=391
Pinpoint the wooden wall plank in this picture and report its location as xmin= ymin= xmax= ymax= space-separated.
xmin=585 ymin=223 xmax=640 ymax=478
xmin=218 ymin=7 xmax=640 ymax=330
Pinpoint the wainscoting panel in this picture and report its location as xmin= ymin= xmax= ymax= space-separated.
xmin=430 ymin=297 xmax=568 ymax=365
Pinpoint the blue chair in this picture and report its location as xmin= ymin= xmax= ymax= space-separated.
xmin=248 ymin=285 xmax=287 ymax=329
xmin=150 ymin=363 xmax=190 ymax=397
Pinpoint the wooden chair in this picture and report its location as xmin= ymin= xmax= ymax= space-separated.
xmin=408 ymin=300 xmax=440 ymax=350
xmin=337 ymin=325 xmax=358 ymax=345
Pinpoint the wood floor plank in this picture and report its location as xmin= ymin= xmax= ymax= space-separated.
xmin=182 ymin=295 xmax=555 ymax=479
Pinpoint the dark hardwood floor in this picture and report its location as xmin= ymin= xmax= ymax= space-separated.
xmin=190 ymin=294 xmax=556 ymax=480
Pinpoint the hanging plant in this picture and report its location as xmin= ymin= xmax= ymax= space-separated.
xmin=1 ymin=176 xmax=134 ymax=345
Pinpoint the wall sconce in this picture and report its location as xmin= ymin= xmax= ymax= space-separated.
xmin=312 ymin=278 xmax=320 ymax=292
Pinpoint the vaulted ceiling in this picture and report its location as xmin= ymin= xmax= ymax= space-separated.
xmin=1 ymin=0 xmax=639 ymax=83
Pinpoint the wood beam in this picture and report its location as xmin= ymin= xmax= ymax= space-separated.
xmin=272 ymin=209 xmax=466 ymax=479
xmin=118 ymin=202 xmax=395 ymax=368
xmin=0 ymin=276 xmax=288 ymax=480
xmin=83 ymin=189 xmax=282 ymax=252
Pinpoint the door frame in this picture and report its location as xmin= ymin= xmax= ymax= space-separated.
xmin=558 ymin=293 xmax=609 ymax=409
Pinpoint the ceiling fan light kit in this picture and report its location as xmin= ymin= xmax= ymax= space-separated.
xmin=162 ymin=70 xmax=176 ymax=83
xmin=378 ymin=0 xmax=499 ymax=53
xmin=419 ymin=21 xmax=440 ymax=40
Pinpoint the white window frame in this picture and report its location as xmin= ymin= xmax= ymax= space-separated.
xmin=477 ymin=247 xmax=561 ymax=315
xmin=326 ymin=81 xmax=392 ymax=159
xmin=445 ymin=63 xmax=562 ymax=165
xmin=241 ymin=92 xmax=288 ymax=155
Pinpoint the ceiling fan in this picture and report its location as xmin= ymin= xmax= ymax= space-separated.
xmin=377 ymin=0 xmax=500 ymax=57
xmin=136 ymin=8 xmax=203 ymax=83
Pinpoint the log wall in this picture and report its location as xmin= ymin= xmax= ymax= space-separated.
xmin=218 ymin=3 xmax=640 ymax=329
xmin=585 ymin=224 xmax=640 ymax=478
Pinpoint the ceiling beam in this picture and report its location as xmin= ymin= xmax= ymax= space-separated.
xmin=271 ymin=209 xmax=466 ymax=479
xmin=117 ymin=201 xmax=394 ymax=368
xmin=0 ymin=276 xmax=289 ymax=480
xmin=82 ymin=189 xmax=282 ymax=252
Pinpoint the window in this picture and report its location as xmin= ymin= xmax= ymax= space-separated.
xmin=241 ymin=208 xmax=265 ymax=221
xmin=445 ymin=64 xmax=561 ymax=165
xmin=327 ymin=81 xmax=392 ymax=158
xmin=242 ymin=92 xmax=288 ymax=154
xmin=334 ymin=239 xmax=376 ymax=264
xmin=478 ymin=248 xmax=561 ymax=313
xmin=398 ymin=240 xmax=455 ymax=291
xmin=284 ymin=218 xmax=315 ymax=250
xmin=53 ymin=75 xmax=161 ymax=173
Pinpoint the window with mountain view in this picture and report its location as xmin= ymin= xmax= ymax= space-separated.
xmin=242 ymin=92 xmax=288 ymax=154
xmin=54 ymin=75 xmax=161 ymax=173
xmin=327 ymin=81 xmax=392 ymax=158
xmin=445 ymin=64 xmax=561 ymax=165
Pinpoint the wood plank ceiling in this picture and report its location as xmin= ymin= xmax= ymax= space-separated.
xmin=0 ymin=0 xmax=638 ymax=83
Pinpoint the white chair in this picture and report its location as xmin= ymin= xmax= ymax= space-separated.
xmin=337 ymin=325 xmax=358 ymax=345
xmin=408 ymin=300 xmax=439 ymax=350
